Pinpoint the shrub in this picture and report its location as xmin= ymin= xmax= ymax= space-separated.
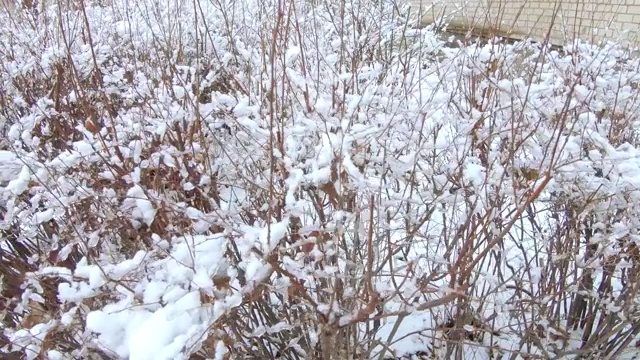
xmin=2 ymin=0 xmax=640 ymax=359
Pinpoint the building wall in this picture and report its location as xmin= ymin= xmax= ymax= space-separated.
xmin=409 ymin=0 xmax=640 ymax=46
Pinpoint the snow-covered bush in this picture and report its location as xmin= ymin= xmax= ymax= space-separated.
xmin=2 ymin=0 xmax=640 ymax=359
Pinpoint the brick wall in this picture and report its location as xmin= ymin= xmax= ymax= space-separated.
xmin=409 ymin=0 xmax=640 ymax=46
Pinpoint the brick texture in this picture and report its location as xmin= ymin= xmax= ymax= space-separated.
xmin=409 ymin=0 xmax=640 ymax=46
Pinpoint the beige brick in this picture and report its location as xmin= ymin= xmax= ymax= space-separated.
xmin=618 ymin=22 xmax=639 ymax=31
xmin=409 ymin=0 xmax=640 ymax=46
xmin=617 ymin=13 xmax=635 ymax=23
xmin=612 ymin=4 xmax=628 ymax=12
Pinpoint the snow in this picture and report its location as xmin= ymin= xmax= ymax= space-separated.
xmin=0 ymin=151 xmax=25 ymax=182
xmin=71 ymin=234 xmax=233 ymax=359
xmin=2 ymin=0 xmax=640 ymax=359
xmin=126 ymin=184 xmax=157 ymax=226
xmin=260 ymin=218 xmax=290 ymax=253
xmin=5 ymin=165 xmax=31 ymax=195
